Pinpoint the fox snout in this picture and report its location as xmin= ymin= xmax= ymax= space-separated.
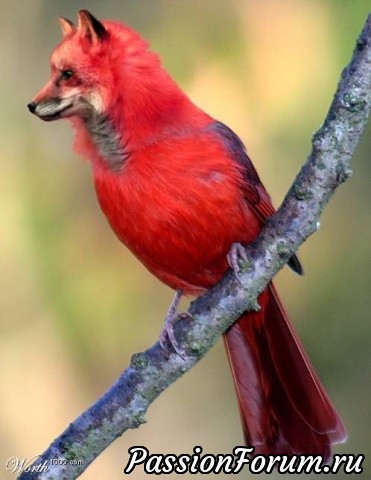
xmin=27 ymin=96 xmax=75 ymax=122
xmin=27 ymin=101 xmax=37 ymax=113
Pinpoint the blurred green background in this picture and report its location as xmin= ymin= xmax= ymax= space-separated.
xmin=0 ymin=1 xmax=370 ymax=478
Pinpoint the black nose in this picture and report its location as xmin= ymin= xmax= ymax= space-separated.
xmin=27 ymin=101 xmax=37 ymax=113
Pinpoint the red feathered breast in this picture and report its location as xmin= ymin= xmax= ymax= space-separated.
xmin=93 ymin=128 xmax=262 ymax=295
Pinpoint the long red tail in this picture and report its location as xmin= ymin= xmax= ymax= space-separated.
xmin=223 ymin=283 xmax=346 ymax=459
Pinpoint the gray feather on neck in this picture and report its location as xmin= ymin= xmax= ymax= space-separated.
xmin=85 ymin=114 xmax=129 ymax=171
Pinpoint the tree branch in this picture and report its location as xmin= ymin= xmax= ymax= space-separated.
xmin=19 ymin=13 xmax=371 ymax=480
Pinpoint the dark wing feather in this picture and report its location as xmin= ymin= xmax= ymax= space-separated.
xmin=209 ymin=121 xmax=302 ymax=274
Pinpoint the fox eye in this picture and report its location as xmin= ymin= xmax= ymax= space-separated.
xmin=60 ymin=69 xmax=74 ymax=80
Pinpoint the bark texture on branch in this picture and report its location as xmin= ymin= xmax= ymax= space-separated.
xmin=19 ymin=13 xmax=371 ymax=480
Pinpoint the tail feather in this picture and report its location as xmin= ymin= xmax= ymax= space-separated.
xmin=223 ymin=283 xmax=346 ymax=459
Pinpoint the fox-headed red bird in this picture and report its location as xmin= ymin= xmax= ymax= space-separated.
xmin=28 ymin=10 xmax=346 ymax=458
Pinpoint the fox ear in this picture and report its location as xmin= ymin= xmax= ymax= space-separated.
xmin=58 ymin=17 xmax=75 ymax=37
xmin=77 ymin=10 xmax=107 ymax=43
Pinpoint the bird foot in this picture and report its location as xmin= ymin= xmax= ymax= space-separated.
xmin=227 ymin=242 xmax=248 ymax=286
xmin=159 ymin=311 xmax=194 ymax=357
xmin=159 ymin=290 xmax=193 ymax=357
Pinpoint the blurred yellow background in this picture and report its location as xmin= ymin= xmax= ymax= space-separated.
xmin=0 ymin=1 xmax=370 ymax=478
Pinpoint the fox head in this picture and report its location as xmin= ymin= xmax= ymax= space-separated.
xmin=28 ymin=11 xmax=112 ymax=121
xmin=28 ymin=10 xmax=190 ymax=169
xmin=27 ymin=10 xmax=174 ymax=123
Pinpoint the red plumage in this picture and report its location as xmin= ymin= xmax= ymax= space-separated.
xmin=225 ymin=285 xmax=345 ymax=457
xmin=29 ymin=10 xmax=346 ymax=458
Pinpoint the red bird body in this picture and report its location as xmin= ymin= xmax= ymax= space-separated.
xmin=28 ymin=10 xmax=346 ymax=458
xmin=94 ymin=121 xmax=266 ymax=295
